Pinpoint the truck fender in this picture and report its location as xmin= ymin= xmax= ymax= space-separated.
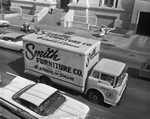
xmin=85 ymin=88 xmax=105 ymax=104
xmin=85 ymin=88 xmax=105 ymax=96
xmin=39 ymin=75 xmax=53 ymax=86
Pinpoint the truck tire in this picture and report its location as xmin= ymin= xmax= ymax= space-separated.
xmin=39 ymin=76 xmax=53 ymax=86
xmin=87 ymin=90 xmax=103 ymax=104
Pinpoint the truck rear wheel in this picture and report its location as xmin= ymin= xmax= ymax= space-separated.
xmin=87 ymin=90 xmax=103 ymax=104
xmin=39 ymin=76 xmax=53 ymax=86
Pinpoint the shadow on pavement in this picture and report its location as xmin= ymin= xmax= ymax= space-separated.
xmin=92 ymin=33 xmax=101 ymax=38
xmin=64 ymin=31 xmax=74 ymax=35
xmin=7 ymin=56 xmax=37 ymax=81
xmin=127 ymin=67 xmax=150 ymax=81
xmin=127 ymin=67 xmax=140 ymax=79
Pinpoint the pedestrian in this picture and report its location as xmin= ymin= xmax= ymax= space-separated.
xmin=99 ymin=24 xmax=106 ymax=37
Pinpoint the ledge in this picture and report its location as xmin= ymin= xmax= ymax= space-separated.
xmin=89 ymin=6 xmax=125 ymax=12
xmin=94 ymin=12 xmax=119 ymax=18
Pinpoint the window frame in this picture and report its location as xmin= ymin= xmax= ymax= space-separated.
xmin=104 ymin=0 xmax=114 ymax=8
xmin=15 ymin=98 xmax=39 ymax=114
xmin=100 ymin=73 xmax=115 ymax=86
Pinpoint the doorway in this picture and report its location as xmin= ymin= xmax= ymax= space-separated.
xmin=61 ymin=0 xmax=70 ymax=8
xmin=136 ymin=11 xmax=150 ymax=37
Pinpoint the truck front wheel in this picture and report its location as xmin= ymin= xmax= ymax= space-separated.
xmin=87 ymin=90 xmax=103 ymax=104
xmin=39 ymin=76 xmax=53 ymax=86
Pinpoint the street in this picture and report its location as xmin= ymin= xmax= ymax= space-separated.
xmin=0 ymin=42 xmax=150 ymax=119
xmin=1 ymin=1 xmax=150 ymax=119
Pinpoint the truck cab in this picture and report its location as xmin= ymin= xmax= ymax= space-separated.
xmin=86 ymin=58 xmax=128 ymax=106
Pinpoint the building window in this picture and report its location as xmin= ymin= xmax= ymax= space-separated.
xmin=100 ymin=0 xmax=119 ymax=8
xmin=104 ymin=0 xmax=114 ymax=7
xmin=115 ymin=0 xmax=118 ymax=8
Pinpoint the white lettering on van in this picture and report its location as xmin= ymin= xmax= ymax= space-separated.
xmin=86 ymin=48 xmax=99 ymax=67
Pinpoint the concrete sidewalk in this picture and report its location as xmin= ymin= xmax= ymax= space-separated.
xmin=4 ymin=9 xmax=150 ymax=57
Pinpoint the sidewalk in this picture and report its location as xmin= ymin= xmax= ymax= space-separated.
xmin=4 ymin=8 xmax=150 ymax=57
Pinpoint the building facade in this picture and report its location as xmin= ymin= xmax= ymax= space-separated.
xmin=9 ymin=0 xmax=150 ymax=36
xmin=61 ymin=0 xmax=135 ymax=30
xmin=131 ymin=0 xmax=150 ymax=36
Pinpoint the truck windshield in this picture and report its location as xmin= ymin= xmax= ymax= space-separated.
xmin=115 ymin=67 xmax=127 ymax=87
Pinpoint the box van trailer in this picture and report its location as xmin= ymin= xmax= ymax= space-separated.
xmin=23 ymin=30 xmax=128 ymax=106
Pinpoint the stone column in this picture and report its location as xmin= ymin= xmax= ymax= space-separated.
xmin=78 ymin=0 xmax=88 ymax=6
xmin=101 ymin=0 xmax=105 ymax=7
xmin=49 ymin=0 xmax=57 ymax=8
xmin=117 ymin=0 xmax=122 ymax=8
xmin=113 ymin=0 xmax=116 ymax=8
xmin=70 ymin=0 xmax=78 ymax=4
xmin=34 ymin=10 xmax=39 ymax=23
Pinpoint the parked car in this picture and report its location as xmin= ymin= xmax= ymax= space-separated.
xmin=0 ymin=20 xmax=9 ymax=27
xmin=139 ymin=59 xmax=150 ymax=79
xmin=0 ymin=72 xmax=90 ymax=119
xmin=0 ymin=32 xmax=24 ymax=52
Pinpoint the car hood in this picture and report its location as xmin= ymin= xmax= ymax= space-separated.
xmin=47 ymin=96 xmax=90 ymax=119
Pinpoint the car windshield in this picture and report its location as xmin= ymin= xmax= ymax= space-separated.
xmin=39 ymin=91 xmax=66 ymax=116
xmin=15 ymin=35 xmax=24 ymax=41
xmin=2 ymin=35 xmax=24 ymax=42
xmin=115 ymin=67 xmax=127 ymax=87
xmin=10 ymin=35 xmax=24 ymax=42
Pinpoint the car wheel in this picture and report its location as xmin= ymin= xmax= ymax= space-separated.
xmin=39 ymin=76 xmax=53 ymax=86
xmin=87 ymin=90 xmax=103 ymax=104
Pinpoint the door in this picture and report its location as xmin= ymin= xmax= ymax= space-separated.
xmin=61 ymin=0 xmax=70 ymax=8
xmin=136 ymin=11 xmax=150 ymax=37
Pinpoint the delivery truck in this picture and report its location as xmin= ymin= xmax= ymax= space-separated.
xmin=23 ymin=30 xmax=128 ymax=106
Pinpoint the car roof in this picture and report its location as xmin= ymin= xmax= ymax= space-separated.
xmin=94 ymin=58 xmax=126 ymax=76
xmin=2 ymin=32 xmax=24 ymax=38
xmin=20 ymin=83 xmax=57 ymax=106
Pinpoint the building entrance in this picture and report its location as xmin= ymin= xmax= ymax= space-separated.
xmin=136 ymin=11 xmax=150 ymax=37
xmin=56 ymin=0 xmax=70 ymax=8
xmin=61 ymin=0 xmax=70 ymax=8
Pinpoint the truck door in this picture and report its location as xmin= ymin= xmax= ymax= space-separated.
xmin=88 ymin=71 xmax=115 ymax=103
xmin=97 ymin=72 xmax=115 ymax=100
